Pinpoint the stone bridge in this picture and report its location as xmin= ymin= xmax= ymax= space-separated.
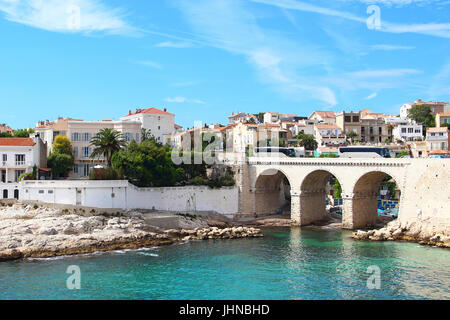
xmin=235 ymin=157 xmax=449 ymax=230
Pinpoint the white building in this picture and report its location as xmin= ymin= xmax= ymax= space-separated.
xmin=385 ymin=117 xmax=423 ymax=142
xmin=121 ymin=107 xmax=175 ymax=144
xmin=0 ymin=136 xmax=47 ymax=194
xmin=68 ymin=120 xmax=141 ymax=178
xmin=401 ymin=99 xmax=450 ymax=119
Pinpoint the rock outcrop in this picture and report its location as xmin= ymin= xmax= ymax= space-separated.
xmin=0 ymin=203 xmax=263 ymax=262
xmin=352 ymin=219 xmax=450 ymax=248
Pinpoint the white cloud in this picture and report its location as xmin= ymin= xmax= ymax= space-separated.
xmin=0 ymin=0 xmax=134 ymax=35
xmin=155 ymin=41 xmax=194 ymax=48
xmin=347 ymin=68 xmax=421 ymax=78
xmin=371 ymin=44 xmax=415 ymax=50
xmin=165 ymin=97 xmax=205 ymax=104
xmin=174 ymin=0 xmax=338 ymax=107
xmin=134 ymin=60 xmax=162 ymax=69
xmin=365 ymin=92 xmax=378 ymax=100
xmin=251 ymin=0 xmax=450 ymax=39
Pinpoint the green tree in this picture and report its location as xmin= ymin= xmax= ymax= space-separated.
xmin=296 ymin=132 xmax=318 ymax=151
xmin=407 ymin=105 xmax=436 ymax=133
xmin=333 ymin=179 xmax=342 ymax=199
xmin=48 ymin=153 xmax=74 ymax=177
xmin=53 ymin=135 xmax=73 ymax=155
xmin=90 ymin=128 xmax=127 ymax=167
xmin=112 ymin=139 xmax=184 ymax=187
xmin=247 ymin=117 xmax=256 ymax=124
xmin=47 ymin=135 xmax=74 ymax=178
xmin=347 ymin=131 xmax=357 ymax=144
xmin=13 ymin=128 xmax=34 ymax=138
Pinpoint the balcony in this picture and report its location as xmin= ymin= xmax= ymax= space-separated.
xmin=0 ymin=161 xmax=32 ymax=168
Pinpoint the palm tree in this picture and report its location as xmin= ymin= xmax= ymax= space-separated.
xmin=90 ymin=128 xmax=127 ymax=167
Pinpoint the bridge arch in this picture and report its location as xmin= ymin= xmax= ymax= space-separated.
xmin=349 ymin=171 xmax=401 ymax=229
xmin=297 ymin=169 xmax=345 ymax=225
xmin=254 ymin=168 xmax=292 ymax=216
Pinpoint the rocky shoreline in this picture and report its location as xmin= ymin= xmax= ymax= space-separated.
xmin=0 ymin=203 xmax=263 ymax=262
xmin=352 ymin=219 xmax=450 ymax=248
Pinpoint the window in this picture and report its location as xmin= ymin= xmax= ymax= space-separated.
xmin=82 ymin=164 xmax=90 ymax=177
xmin=2 ymin=154 xmax=7 ymax=162
xmin=72 ymin=132 xmax=81 ymax=141
xmin=135 ymin=133 xmax=139 ymax=142
xmin=345 ymin=116 xmax=351 ymax=122
xmin=401 ymin=128 xmax=407 ymax=133
xmin=38 ymin=190 xmax=44 ymax=194
xmin=73 ymin=165 xmax=79 ymax=174
xmin=352 ymin=116 xmax=359 ymax=122
xmin=73 ymin=147 xmax=78 ymax=158
xmin=15 ymin=154 xmax=25 ymax=166
xmin=82 ymin=147 xmax=90 ymax=158
xmin=415 ymin=129 xmax=421 ymax=133
xmin=82 ymin=133 xmax=91 ymax=141
xmin=408 ymin=128 xmax=413 ymax=133
xmin=124 ymin=133 xmax=132 ymax=142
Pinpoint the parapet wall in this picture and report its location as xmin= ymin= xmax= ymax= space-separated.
xmin=19 ymin=180 xmax=239 ymax=216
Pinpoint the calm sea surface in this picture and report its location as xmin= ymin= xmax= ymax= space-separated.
xmin=1 ymin=227 xmax=449 ymax=300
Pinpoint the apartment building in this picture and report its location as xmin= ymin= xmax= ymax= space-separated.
xmin=121 ymin=107 xmax=175 ymax=144
xmin=68 ymin=120 xmax=141 ymax=178
xmin=385 ymin=117 xmax=423 ymax=142
xmin=219 ymin=122 xmax=288 ymax=152
xmin=401 ymin=99 xmax=450 ymax=118
xmin=314 ymin=124 xmax=346 ymax=147
xmin=0 ymin=135 xmax=47 ymax=184
xmin=336 ymin=110 xmax=391 ymax=144
xmin=35 ymin=117 xmax=83 ymax=155
xmin=426 ymin=127 xmax=449 ymax=152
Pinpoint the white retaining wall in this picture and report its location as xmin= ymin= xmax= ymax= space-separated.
xmin=19 ymin=180 xmax=239 ymax=215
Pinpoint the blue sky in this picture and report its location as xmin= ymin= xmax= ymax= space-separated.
xmin=1 ymin=0 xmax=450 ymax=129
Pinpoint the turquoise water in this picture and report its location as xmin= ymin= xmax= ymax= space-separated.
xmin=1 ymin=227 xmax=450 ymax=300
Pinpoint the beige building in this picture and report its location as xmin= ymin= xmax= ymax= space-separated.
xmin=426 ymin=127 xmax=449 ymax=153
xmin=314 ymin=124 xmax=346 ymax=147
xmin=436 ymin=113 xmax=450 ymax=127
xmin=336 ymin=109 xmax=391 ymax=144
xmin=68 ymin=120 xmax=141 ymax=178
xmin=35 ymin=118 xmax=83 ymax=155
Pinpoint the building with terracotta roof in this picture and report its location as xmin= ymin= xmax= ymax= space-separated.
xmin=0 ymin=124 xmax=13 ymax=135
xmin=308 ymin=111 xmax=336 ymax=124
xmin=400 ymin=99 xmax=450 ymax=119
xmin=426 ymin=127 xmax=449 ymax=152
xmin=436 ymin=113 xmax=450 ymax=127
xmin=0 ymin=135 xmax=47 ymax=188
xmin=120 ymin=107 xmax=175 ymax=144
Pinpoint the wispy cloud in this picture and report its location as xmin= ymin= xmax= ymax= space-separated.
xmin=371 ymin=44 xmax=415 ymax=50
xmin=155 ymin=41 xmax=194 ymax=48
xmin=251 ymin=0 xmax=450 ymax=39
xmin=165 ymin=97 xmax=205 ymax=104
xmin=0 ymin=0 xmax=134 ymax=35
xmin=347 ymin=68 xmax=421 ymax=78
xmin=133 ymin=60 xmax=162 ymax=69
xmin=173 ymin=0 xmax=338 ymax=107
xmin=365 ymin=92 xmax=378 ymax=100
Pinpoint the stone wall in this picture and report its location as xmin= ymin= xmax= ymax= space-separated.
xmin=19 ymin=180 xmax=239 ymax=217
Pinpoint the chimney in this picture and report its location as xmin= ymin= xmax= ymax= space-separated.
xmin=129 ymin=110 xmax=132 ymax=115
xmin=164 ymin=108 xmax=167 ymax=112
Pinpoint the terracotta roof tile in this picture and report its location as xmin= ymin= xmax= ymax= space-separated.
xmin=0 ymin=138 xmax=36 ymax=146
xmin=123 ymin=107 xmax=174 ymax=117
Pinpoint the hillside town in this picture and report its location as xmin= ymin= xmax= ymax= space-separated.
xmin=0 ymin=99 xmax=449 ymax=189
